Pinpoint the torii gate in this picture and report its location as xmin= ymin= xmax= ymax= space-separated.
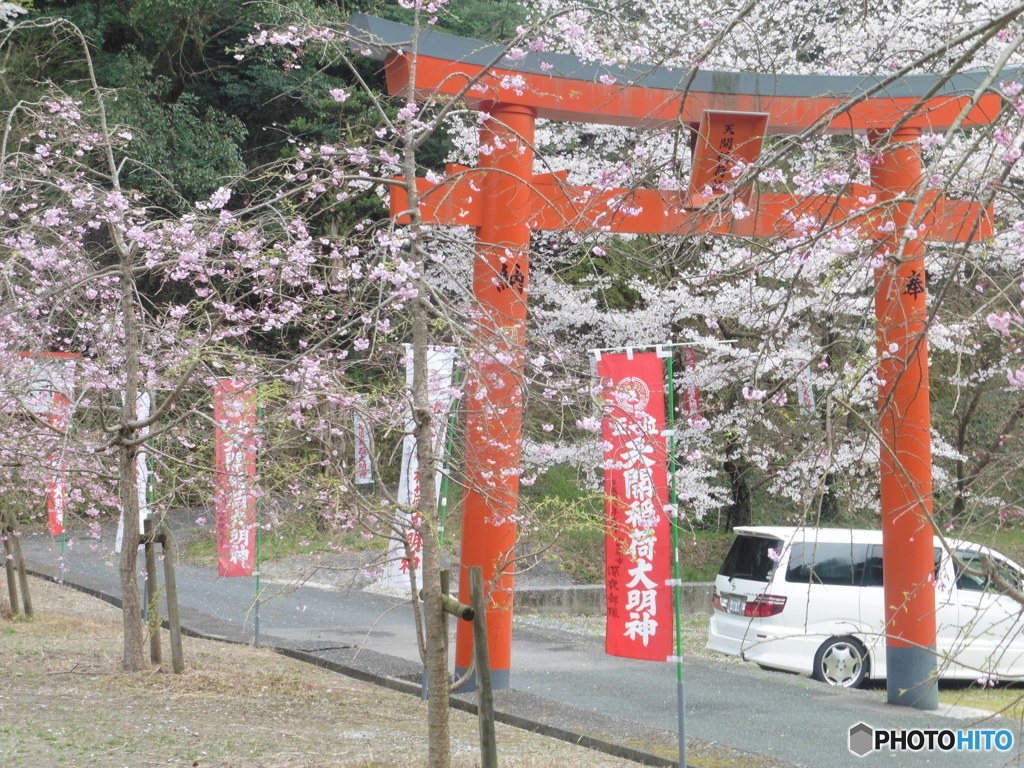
xmin=349 ymin=14 xmax=1004 ymax=708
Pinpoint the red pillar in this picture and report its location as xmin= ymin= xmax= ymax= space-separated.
xmin=455 ymin=103 xmax=535 ymax=688
xmin=871 ymin=127 xmax=938 ymax=709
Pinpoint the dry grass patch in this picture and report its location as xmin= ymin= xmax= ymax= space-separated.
xmin=1 ymin=577 xmax=640 ymax=768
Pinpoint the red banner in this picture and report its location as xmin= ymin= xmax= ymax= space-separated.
xmin=214 ymin=379 xmax=257 ymax=577
xmin=598 ymin=351 xmax=673 ymax=661
xmin=13 ymin=352 xmax=78 ymax=536
xmin=46 ymin=392 xmax=72 ymax=535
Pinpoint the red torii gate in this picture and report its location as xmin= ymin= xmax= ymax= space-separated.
xmin=349 ymin=14 xmax=1001 ymax=708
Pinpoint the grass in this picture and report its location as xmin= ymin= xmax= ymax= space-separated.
xmin=517 ymin=515 xmax=732 ymax=585
xmin=859 ymin=676 xmax=1024 ymax=717
xmin=519 ymin=464 xmax=736 ymax=584
xmin=954 ymin=521 xmax=1024 ymax=565
xmin=182 ymin=519 xmax=383 ymax=566
xmin=941 ymin=683 xmax=1024 ymax=718
xmin=179 ymin=471 xmax=1024 ymax=590
xmin=677 ymin=530 xmax=735 ymax=581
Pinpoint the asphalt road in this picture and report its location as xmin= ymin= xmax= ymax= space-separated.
xmin=19 ymin=523 xmax=1023 ymax=768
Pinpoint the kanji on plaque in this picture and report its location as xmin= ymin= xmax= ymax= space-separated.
xmin=214 ymin=379 xmax=257 ymax=577
xmin=597 ymin=351 xmax=673 ymax=661
xmin=687 ymin=110 xmax=768 ymax=206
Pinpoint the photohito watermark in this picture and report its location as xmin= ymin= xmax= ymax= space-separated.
xmin=848 ymin=722 xmax=1015 ymax=757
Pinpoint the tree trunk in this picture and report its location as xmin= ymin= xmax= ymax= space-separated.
xmin=723 ymin=446 xmax=753 ymax=530
xmin=421 ymin=509 xmax=452 ymax=768
xmin=410 ymin=296 xmax=452 ymax=768
xmin=399 ymin=90 xmax=452 ymax=767
xmin=118 ymin=238 xmax=145 ymax=672
xmin=118 ymin=438 xmax=145 ymax=671
xmin=951 ymin=386 xmax=983 ymax=526
xmin=819 ymin=473 xmax=840 ymax=522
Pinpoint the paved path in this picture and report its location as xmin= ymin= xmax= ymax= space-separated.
xmin=19 ymin=524 xmax=1022 ymax=768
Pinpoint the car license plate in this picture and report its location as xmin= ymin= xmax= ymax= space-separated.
xmin=727 ymin=595 xmax=745 ymax=615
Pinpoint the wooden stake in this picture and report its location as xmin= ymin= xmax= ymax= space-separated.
xmin=144 ymin=519 xmax=161 ymax=664
xmin=2 ymin=510 xmax=19 ymax=615
xmin=8 ymin=518 xmax=32 ymax=616
xmin=469 ymin=566 xmax=498 ymax=768
xmin=158 ymin=522 xmax=185 ymax=673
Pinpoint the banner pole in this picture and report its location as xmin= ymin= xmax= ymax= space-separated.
xmin=665 ymin=351 xmax=686 ymax=768
xmin=144 ymin=442 xmax=160 ymax=665
xmin=255 ymin=509 xmax=261 ymax=647
xmin=437 ymin=368 xmax=461 ymax=546
xmin=59 ymin=530 xmax=65 ymax=586
xmin=255 ymin=404 xmax=263 ymax=647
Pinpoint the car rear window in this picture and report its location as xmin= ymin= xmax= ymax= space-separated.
xmin=719 ymin=534 xmax=784 ymax=582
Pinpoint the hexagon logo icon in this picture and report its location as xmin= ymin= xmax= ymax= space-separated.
xmin=849 ymin=722 xmax=875 ymax=757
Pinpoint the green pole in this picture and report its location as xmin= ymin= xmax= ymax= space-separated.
xmin=665 ymin=350 xmax=686 ymax=768
xmin=147 ymin=439 xmax=155 ymax=505
xmin=437 ymin=368 xmax=461 ymax=546
xmin=255 ymin=404 xmax=263 ymax=647
xmin=143 ymin=430 xmax=159 ymax=664
xmin=145 ymin=433 xmax=156 ymax=624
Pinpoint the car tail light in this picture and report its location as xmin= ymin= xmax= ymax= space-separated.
xmin=712 ymin=588 xmax=724 ymax=612
xmin=744 ymin=594 xmax=787 ymax=617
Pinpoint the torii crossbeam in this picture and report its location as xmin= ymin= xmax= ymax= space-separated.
xmin=349 ymin=13 xmax=1006 ymax=708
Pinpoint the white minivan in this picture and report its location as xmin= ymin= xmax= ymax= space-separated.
xmin=706 ymin=526 xmax=1024 ymax=687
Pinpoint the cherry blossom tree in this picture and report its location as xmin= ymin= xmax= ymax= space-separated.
xmin=7 ymin=0 xmax=1024 ymax=763
xmin=0 ymin=10 xmax=553 ymax=765
xmin=0 ymin=13 xmax=390 ymax=670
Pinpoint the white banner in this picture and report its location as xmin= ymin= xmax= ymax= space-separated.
xmin=380 ymin=345 xmax=455 ymax=591
xmin=116 ymin=391 xmax=152 ymax=553
xmin=19 ymin=354 xmax=76 ymax=417
xmin=353 ymin=410 xmax=374 ymax=485
xmin=796 ymin=361 xmax=815 ymax=416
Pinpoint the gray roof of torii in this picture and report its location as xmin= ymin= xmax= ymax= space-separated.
xmin=347 ymin=13 xmax=1020 ymax=104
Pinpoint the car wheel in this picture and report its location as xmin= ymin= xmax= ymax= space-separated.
xmin=813 ymin=636 xmax=868 ymax=688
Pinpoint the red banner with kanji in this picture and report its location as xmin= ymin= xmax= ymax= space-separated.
xmin=214 ymin=379 xmax=257 ymax=577
xmin=12 ymin=352 xmax=78 ymax=536
xmin=598 ymin=351 xmax=673 ymax=661
xmin=46 ymin=391 xmax=72 ymax=535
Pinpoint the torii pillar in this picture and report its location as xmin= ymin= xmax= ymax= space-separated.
xmin=458 ymin=104 xmax=535 ymax=687
xmin=349 ymin=14 xmax=1004 ymax=704
xmin=872 ymin=127 xmax=937 ymax=706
